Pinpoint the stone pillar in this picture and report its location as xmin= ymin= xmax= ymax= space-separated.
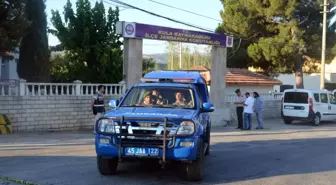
xmin=210 ymin=46 xmax=231 ymax=126
xmin=123 ymin=38 xmax=143 ymax=89
xmin=19 ymin=79 xmax=27 ymax=96
xmin=73 ymin=80 xmax=82 ymax=95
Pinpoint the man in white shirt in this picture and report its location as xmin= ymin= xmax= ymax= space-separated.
xmin=243 ymin=92 xmax=255 ymax=130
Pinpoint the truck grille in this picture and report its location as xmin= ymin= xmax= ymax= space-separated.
xmin=121 ymin=139 xmax=170 ymax=147
xmin=116 ymin=121 xmax=177 ymax=147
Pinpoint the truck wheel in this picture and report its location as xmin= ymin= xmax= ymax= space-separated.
xmin=283 ymin=119 xmax=292 ymax=125
xmin=97 ymin=155 xmax=118 ymax=175
xmin=185 ymin=138 xmax=204 ymax=181
xmin=204 ymin=126 xmax=210 ymax=156
xmin=312 ymin=113 xmax=321 ymax=126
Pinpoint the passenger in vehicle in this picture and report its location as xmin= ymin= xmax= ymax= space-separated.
xmin=173 ymin=92 xmax=192 ymax=107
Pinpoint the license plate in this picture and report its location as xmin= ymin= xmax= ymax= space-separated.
xmin=284 ymin=106 xmax=294 ymax=109
xmin=124 ymin=147 xmax=159 ymax=156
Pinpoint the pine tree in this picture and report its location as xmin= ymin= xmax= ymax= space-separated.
xmin=217 ymin=0 xmax=336 ymax=88
xmin=18 ymin=0 xmax=50 ymax=82
xmin=0 ymin=0 xmax=28 ymax=53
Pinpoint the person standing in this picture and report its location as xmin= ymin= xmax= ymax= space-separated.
xmin=233 ymin=89 xmax=245 ymax=129
xmin=243 ymin=92 xmax=255 ymax=130
xmin=253 ymin=92 xmax=264 ymax=129
xmin=91 ymin=85 xmax=105 ymax=132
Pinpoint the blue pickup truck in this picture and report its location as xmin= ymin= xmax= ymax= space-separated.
xmin=94 ymin=71 xmax=214 ymax=181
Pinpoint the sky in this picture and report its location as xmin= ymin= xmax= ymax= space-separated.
xmin=45 ymin=0 xmax=223 ymax=54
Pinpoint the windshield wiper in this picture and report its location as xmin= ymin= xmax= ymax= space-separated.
xmin=120 ymin=105 xmax=145 ymax=107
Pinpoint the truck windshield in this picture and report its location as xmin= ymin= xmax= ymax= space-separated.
xmin=120 ymin=86 xmax=196 ymax=109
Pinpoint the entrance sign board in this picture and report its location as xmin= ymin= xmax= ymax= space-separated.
xmin=116 ymin=21 xmax=233 ymax=47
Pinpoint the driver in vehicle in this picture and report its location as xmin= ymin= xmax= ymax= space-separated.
xmin=173 ymin=92 xmax=192 ymax=107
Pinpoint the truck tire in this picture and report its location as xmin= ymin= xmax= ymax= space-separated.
xmin=311 ymin=113 xmax=321 ymax=126
xmin=185 ymin=138 xmax=204 ymax=181
xmin=97 ymin=155 xmax=118 ymax=175
xmin=283 ymin=119 xmax=292 ymax=125
xmin=204 ymin=126 xmax=210 ymax=156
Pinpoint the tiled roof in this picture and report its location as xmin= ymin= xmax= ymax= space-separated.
xmin=185 ymin=66 xmax=282 ymax=85
xmin=226 ymin=68 xmax=282 ymax=85
xmin=187 ymin=66 xmax=210 ymax=71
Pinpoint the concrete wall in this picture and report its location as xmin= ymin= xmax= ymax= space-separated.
xmin=0 ymin=95 xmax=119 ymax=132
xmin=275 ymin=73 xmax=336 ymax=90
xmin=226 ymin=85 xmax=275 ymax=94
xmin=208 ymin=85 xmax=277 ymax=94
xmin=0 ymin=95 xmax=281 ymax=132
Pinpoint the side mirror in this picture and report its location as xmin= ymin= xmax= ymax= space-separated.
xmin=108 ymin=99 xmax=119 ymax=109
xmin=201 ymin=103 xmax=214 ymax=112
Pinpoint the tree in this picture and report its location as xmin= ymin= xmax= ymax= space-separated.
xmin=226 ymin=39 xmax=253 ymax=69
xmin=49 ymin=0 xmax=123 ymax=83
xmin=17 ymin=0 xmax=50 ymax=82
xmin=217 ymin=0 xmax=336 ymax=88
xmin=142 ymin=57 xmax=156 ymax=75
xmin=0 ymin=0 xmax=29 ymax=54
xmin=165 ymin=42 xmax=212 ymax=70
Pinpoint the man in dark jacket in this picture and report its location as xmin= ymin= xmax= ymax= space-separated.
xmin=233 ymin=89 xmax=245 ymax=129
xmin=91 ymin=85 xmax=105 ymax=132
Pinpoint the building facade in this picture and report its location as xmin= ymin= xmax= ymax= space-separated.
xmin=0 ymin=48 xmax=20 ymax=80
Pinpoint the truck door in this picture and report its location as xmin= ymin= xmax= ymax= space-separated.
xmin=320 ymin=93 xmax=331 ymax=121
xmin=328 ymin=93 xmax=336 ymax=120
xmin=195 ymin=88 xmax=208 ymax=127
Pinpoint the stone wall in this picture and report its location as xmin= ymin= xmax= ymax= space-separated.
xmin=0 ymin=95 xmax=281 ymax=132
xmin=0 ymin=95 xmax=119 ymax=132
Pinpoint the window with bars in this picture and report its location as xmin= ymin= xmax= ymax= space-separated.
xmin=1 ymin=60 xmax=9 ymax=79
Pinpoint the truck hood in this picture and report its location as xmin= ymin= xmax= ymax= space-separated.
xmin=105 ymin=107 xmax=197 ymax=120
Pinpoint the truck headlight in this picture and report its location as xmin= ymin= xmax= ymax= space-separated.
xmin=176 ymin=121 xmax=195 ymax=135
xmin=97 ymin=119 xmax=119 ymax=133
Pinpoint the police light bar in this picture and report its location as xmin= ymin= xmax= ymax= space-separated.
xmin=140 ymin=78 xmax=160 ymax=83
xmin=140 ymin=78 xmax=194 ymax=83
xmin=171 ymin=78 xmax=194 ymax=83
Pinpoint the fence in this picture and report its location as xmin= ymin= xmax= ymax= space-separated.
xmin=226 ymin=92 xmax=283 ymax=102
xmin=0 ymin=79 xmax=126 ymax=96
xmin=1 ymin=78 xmax=283 ymax=100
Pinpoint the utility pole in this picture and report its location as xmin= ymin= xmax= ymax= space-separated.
xmin=320 ymin=0 xmax=328 ymax=90
xmin=179 ymin=42 xmax=182 ymax=70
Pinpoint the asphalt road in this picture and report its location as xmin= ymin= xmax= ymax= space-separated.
xmin=1 ymin=120 xmax=336 ymax=185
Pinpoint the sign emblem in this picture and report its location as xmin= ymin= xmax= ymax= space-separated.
xmin=125 ymin=24 xmax=135 ymax=35
xmin=226 ymin=36 xmax=233 ymax=47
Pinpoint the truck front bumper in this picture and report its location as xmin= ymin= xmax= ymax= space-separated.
xmin=95 ymin=135 xmax=199 ymax=161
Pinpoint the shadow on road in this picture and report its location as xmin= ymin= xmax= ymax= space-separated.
xmin=0 ymin=137 xmax=335 ymax=185
xmin=212 ymin=128 xmax=336 ymax=137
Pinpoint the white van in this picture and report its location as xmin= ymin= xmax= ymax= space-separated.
xmin=281 ymin=89 xmax=336 ymax=126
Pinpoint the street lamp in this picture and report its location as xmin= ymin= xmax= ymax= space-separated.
xmin=320 ymin=0 xmax=328 ymax=90
xmin=320 ymin=4 xmax=335 ymax=90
